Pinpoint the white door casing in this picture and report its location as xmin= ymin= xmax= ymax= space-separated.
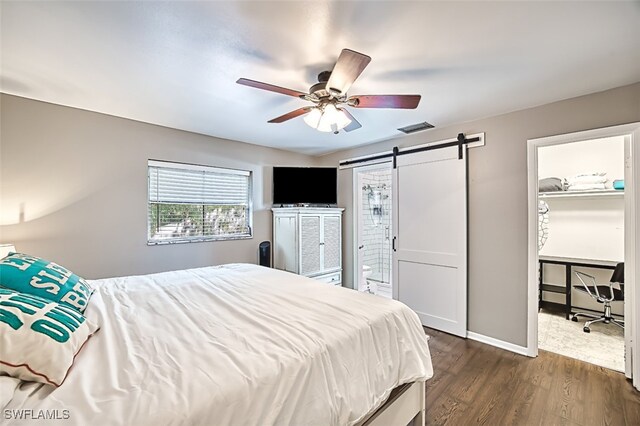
xmin=353 ymin=162 xmax=393 ymax=292
xmin=392 ymin=145 xmax=468 ymax=337
xmin=628 ymin=126 xmax=640 ymax=389
xmin=355 ymin=171 xmax=366 ymax=291
xmin=624 ymin=135 xmax=634 ymax=381
xmin=527 ymin=123 xmax=639 ymax=389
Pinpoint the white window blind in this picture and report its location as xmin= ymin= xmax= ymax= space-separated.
xmin=148 ymin=160 xmax=252 ymax=244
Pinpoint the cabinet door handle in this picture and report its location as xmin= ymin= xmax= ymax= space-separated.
xmin=358 ymin=245 xmax=365 ymax=249
xmin=392 ymin=236 xmax=397 ymax=252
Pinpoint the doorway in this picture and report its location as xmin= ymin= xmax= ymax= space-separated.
xmin=537 ymin=136 xmax=625 ymax=371
xmin=527 ymin=123 xmax=640 ymax=389
xmin=353 ymin=163 xmax=393 ymax=298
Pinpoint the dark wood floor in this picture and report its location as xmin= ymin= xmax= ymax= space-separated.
xmin=425 ymin=327 xmax=640 ymax=426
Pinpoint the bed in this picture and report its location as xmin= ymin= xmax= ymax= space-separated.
xmin=1 ymin=263 xmax=433 ymax=425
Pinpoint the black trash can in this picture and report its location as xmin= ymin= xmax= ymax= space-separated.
xmin=259 ymin=241 xmax=271 ymax=268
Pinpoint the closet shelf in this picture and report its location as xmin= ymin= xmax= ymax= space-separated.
xmin=539 ymin=189 xmax=624 ymax=199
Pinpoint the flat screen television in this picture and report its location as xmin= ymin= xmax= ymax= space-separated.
xmin=273 ymin=167 xmax=337 ymax=205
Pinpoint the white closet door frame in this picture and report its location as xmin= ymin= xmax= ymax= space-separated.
xmin=527 ymin=122 xmax=640 ymax=390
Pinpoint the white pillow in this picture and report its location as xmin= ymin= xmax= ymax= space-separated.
xmin=0 ymin=288 xmax=99 ymax=386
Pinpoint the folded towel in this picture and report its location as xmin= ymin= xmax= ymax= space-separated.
xmin=539 ymin=177 xmax=565 ymax=192
xmin=567 ymin=183 xmax=606 ymax=191
xmin=571 ymin=172 xmax=606 ymax=178
xmin=613 ymin=180 xmax=624 ymax=190
xmin=567 ymin=174 xmax=607 ymax=185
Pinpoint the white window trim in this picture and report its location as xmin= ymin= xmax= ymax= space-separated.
xmin=148 ymin=159 xmax=251 ymax=176
xmin=147 ymin=159 xmax=253 ymax=245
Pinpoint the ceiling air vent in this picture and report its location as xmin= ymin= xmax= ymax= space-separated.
xmin=397 ymin=121 xmax=434 ymax=134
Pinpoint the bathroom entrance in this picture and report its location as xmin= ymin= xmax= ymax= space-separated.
xmin=354 ymin=163 xmax=393 ymax=298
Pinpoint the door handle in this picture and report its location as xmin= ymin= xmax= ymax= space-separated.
xmin=392 ymin=236 xmax=397 ymax=252
xmin=358 ymin=245 xmax=365 ymax=250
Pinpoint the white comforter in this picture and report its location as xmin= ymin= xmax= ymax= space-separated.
xmin=2 ymin=264 xmax=432 ymax=426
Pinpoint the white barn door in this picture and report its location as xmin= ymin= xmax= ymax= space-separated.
xmin=392 ymin=145 xmax=468 ymax=337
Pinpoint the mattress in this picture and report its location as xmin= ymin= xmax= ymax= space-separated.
xmin=2 ymin=264 xmax=433 ymax=425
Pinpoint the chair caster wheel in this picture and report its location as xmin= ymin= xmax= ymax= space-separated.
xmin=571 ymin=316 xmax=578 ymax=322
xmin=583 ymin=327 xmax=590 ymax=333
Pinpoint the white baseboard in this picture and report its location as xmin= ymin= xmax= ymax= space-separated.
xmin=467 ymin=331 xmax=529 ymax=356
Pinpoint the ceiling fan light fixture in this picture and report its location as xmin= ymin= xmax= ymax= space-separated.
xmin=303 ymin=107 xmax=323 ymax=128
xmin=304 ymin=104 xmax=352 ymax=133
xmin=319 ymin=104 xmax=351 ymax=132
xmin=334 ymin=107 xmax=352 ymax=130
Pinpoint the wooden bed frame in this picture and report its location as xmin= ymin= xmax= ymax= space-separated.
xmin=357 ymin=380 xmax=426 ymax=426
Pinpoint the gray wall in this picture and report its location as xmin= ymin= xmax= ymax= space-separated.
xmin=0 ymin=94 xmax=317 ymax=279
xmin=317 ymin=82 xmax=640 ymax=347
xmin=2 ymin=83 xmax=639 ymax=347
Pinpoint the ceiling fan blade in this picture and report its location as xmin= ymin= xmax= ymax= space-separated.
xmin=268 ymin=107 xmax=312 ymax=123
xmin=349 ymin=95 xmax=421 ymax=109
xmin=341 ymin=109 xmax=362 ymax=132
xmin=236 ymin=78 xmax=307 ymax=98
xmin=326 ymin=49 xmax=372 ymax=96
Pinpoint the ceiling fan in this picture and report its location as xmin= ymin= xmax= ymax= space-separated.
xmin=236 ymin=49 xmax=421 ymax=134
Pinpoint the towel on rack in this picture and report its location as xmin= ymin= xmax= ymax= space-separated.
xmin=538 ymin=177 xmax=565 ymax=192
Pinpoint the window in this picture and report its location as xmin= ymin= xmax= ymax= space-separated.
xmin=148 ymin=160 xmax=252 ymax=244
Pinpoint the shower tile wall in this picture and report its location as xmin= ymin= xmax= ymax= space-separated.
xmin=360 ymin=168 xmax=392 ymax=284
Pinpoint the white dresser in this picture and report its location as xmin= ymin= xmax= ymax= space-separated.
xmin=272 ymin=207 xmax=344 ymax=286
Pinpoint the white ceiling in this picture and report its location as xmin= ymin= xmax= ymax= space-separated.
xmin=2 ymin=1 xmax=640 ymax=155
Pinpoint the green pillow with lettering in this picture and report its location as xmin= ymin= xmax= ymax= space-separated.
xmin=0 ymin=288 xmax=99 ymax=386
xmin=0 ymin=253 xmax=93 ymax=313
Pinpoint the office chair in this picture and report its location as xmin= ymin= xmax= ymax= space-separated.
xmin=571 ymin=263 xmax=624 ymax=333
